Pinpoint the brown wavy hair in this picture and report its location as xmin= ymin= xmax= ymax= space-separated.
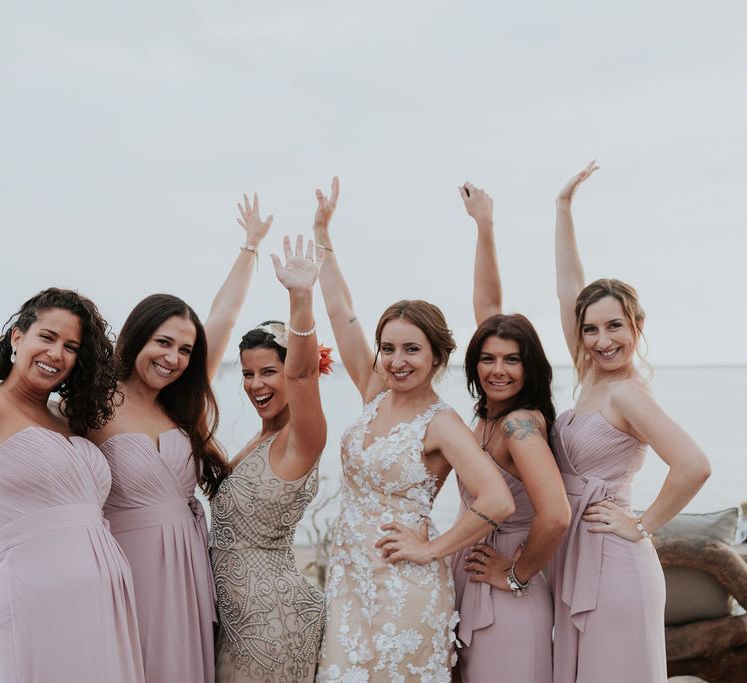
xmin=115 ymin=294 xmax=230 ymax=498
xmin=464 ymin=313 xmax=555 ymax=430
xmin=0 ymin=288 xmax=119 ymax=435
xmin=374 ymin=300 xmax=456 ymax=378
xmin=573 ymin=278 xmax=648 ymax=382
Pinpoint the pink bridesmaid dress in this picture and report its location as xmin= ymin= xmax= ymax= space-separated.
xmin=550 ymin=411 xmax=666 ymax=683
xmin=100 ymin=428 xmax=216 ymax=683
xmin=0 ymin=427 xmax=144 ymax=683
xmin=452 ymin=463 xmax=553 ymax=683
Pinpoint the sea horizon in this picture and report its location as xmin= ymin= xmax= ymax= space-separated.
xmin=210 ymin=363 xmax=746 ymax=539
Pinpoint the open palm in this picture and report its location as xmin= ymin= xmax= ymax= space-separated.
xmin=237 ymin=192 xmax=273 ymax=244
xmin=271 ymin=235 xmax=320 ymax=292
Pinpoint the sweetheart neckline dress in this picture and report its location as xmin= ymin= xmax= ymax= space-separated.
xmin=550 ymin=410 xmax=666 ymax=683
xmin=0 ymin=426 xmax=145 ymax=682
xmin=100 ymin=428 xmax=216 ymax=683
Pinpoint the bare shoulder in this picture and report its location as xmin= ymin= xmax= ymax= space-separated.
xmin=428 ymin=406 xmax=469 ymax=440
xmin=610 ymin=376 xmax=655 ymax=411
xmin=87 ymin=406 xmax=126 ymax=445
xmin=501 ymin=409 xmax=547 ymax=440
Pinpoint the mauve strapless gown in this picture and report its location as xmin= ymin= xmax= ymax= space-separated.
xmin=100 ymin=429 xmax=216 ymax=683
xmin=0 ymin=426 xmax=144 ymax=683
xmin=550 ymin=411 xmax=666 ymax=683
xmin=452 ymin=461 xmax=553 ymax=683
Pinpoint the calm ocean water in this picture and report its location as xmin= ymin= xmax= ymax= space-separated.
xmin=211 ymin=364 xmax=746 ymax=538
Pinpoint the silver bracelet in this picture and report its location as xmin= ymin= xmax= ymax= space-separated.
xmin=506 ymin=563 xmax=531 ymax=598
xmin=287 ymin=321 xmax=316 ymax=337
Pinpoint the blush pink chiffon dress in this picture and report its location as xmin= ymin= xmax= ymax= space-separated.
xmin=550 ymin=411 xmax=667 ymax=683
xmin=452 ymin=461 xmax=553 ymax=683
xmin=100 ymin=428 xmax=217 ymax=683
xmin=0 ymin=427 xmax=144 ymax=683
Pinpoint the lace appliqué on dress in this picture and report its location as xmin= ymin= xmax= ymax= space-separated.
xmin=317 ymin=393 xmax=459 ymax=682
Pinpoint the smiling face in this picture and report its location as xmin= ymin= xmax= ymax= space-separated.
xmin=240 ymin=347 xmax=288 ymax=420
xmin=477 ymin=335 xmax=525 ymax=411
xmin=581 ymin=296 xmax=638 ymax=372
xmin=378 ymin=318 xmax=436 ymax=392
xmin=132 ymin=315 xmax=196 ymax=391
xmin=10 ymin=308 xmax=82 ymax=393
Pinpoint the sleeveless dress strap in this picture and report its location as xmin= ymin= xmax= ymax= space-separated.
xmin=364 ymin=391 xmax=388 ymax=417
xmin=412 ymin=399 xmax=451 ymax=440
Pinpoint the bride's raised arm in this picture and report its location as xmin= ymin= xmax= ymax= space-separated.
xmin=313 ymin=177 xmax=384 ymax=401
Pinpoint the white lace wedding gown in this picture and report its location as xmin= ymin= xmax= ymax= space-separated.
xmin=317 ymin=391 xmax=459 ymax=682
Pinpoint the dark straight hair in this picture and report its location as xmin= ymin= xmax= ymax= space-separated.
xmin=115 ymin=294 xmax=230 ymax=497
xmin=464 ymin=313 xmax=556 ymax=430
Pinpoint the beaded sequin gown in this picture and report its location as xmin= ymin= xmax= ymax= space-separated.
xmin=317 ymin=391 xmax=459 ymax=683
xmin=210 ymin=433 xmax=325 ymax=682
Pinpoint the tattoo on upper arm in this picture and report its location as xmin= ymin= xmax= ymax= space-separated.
xmin=502 ymin=416 xmax=540 ymax=441
xmin=468 ymin=505 xmax=501 ymax=531
xmin=348 ymin=315 xmax=357 ymax=324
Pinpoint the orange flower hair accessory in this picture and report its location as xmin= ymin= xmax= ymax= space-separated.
xmin=319 ymin=345 xmax=334 ymax=376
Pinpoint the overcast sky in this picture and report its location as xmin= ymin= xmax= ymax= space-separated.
xmin=2 ymin=2 xmax=745 ymax=365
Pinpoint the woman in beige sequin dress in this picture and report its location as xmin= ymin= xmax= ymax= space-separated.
xmin=312 ymin=178 xmax=515 ymax=682
xmin=210 ymin=234 xmax=328 ymax=682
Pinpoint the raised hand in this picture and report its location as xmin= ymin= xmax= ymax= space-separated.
xmin=271 ymin=235 xmax=320 ymax=292
xmin=237 ymin=192 xmax=273 ymax=246
xmin=557 ymin=161 xmax=599 ymax=204
xmin=459 ymin=182 xmax=494 ymax=225
xmin=313 ymin=176 xmax=339 ymax=235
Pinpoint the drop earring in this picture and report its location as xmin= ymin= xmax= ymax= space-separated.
xmin=10 ymin=347 xmax=17 ymax=364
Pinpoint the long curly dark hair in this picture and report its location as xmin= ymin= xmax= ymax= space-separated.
xmin=464 ymin=313 xmax=556 ymax=430
xmin=0 ymin=288 xmax=119 ymax=435
xmin=115 ymin=294 xmax=230 ymax=498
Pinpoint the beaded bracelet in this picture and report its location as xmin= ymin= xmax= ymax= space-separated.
xmin=635 ymin=515 xmax=651 ymax=539
xmin=506 ymin=563 xmax=531 ymax=597
xmin=287 ymin=321 xmax=316 ymax=337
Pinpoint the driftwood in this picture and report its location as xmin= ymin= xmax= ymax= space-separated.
xmin=665 ymin=614 xmax=747 ymax=661
xmin=655 ymin=536 xmax=747 ymax=611
xmin=654 ymin=536 xmax=747 ymax=682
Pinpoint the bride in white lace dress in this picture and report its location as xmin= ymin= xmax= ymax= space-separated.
xmin=311 ymin=179 xmax=515 ymax=682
